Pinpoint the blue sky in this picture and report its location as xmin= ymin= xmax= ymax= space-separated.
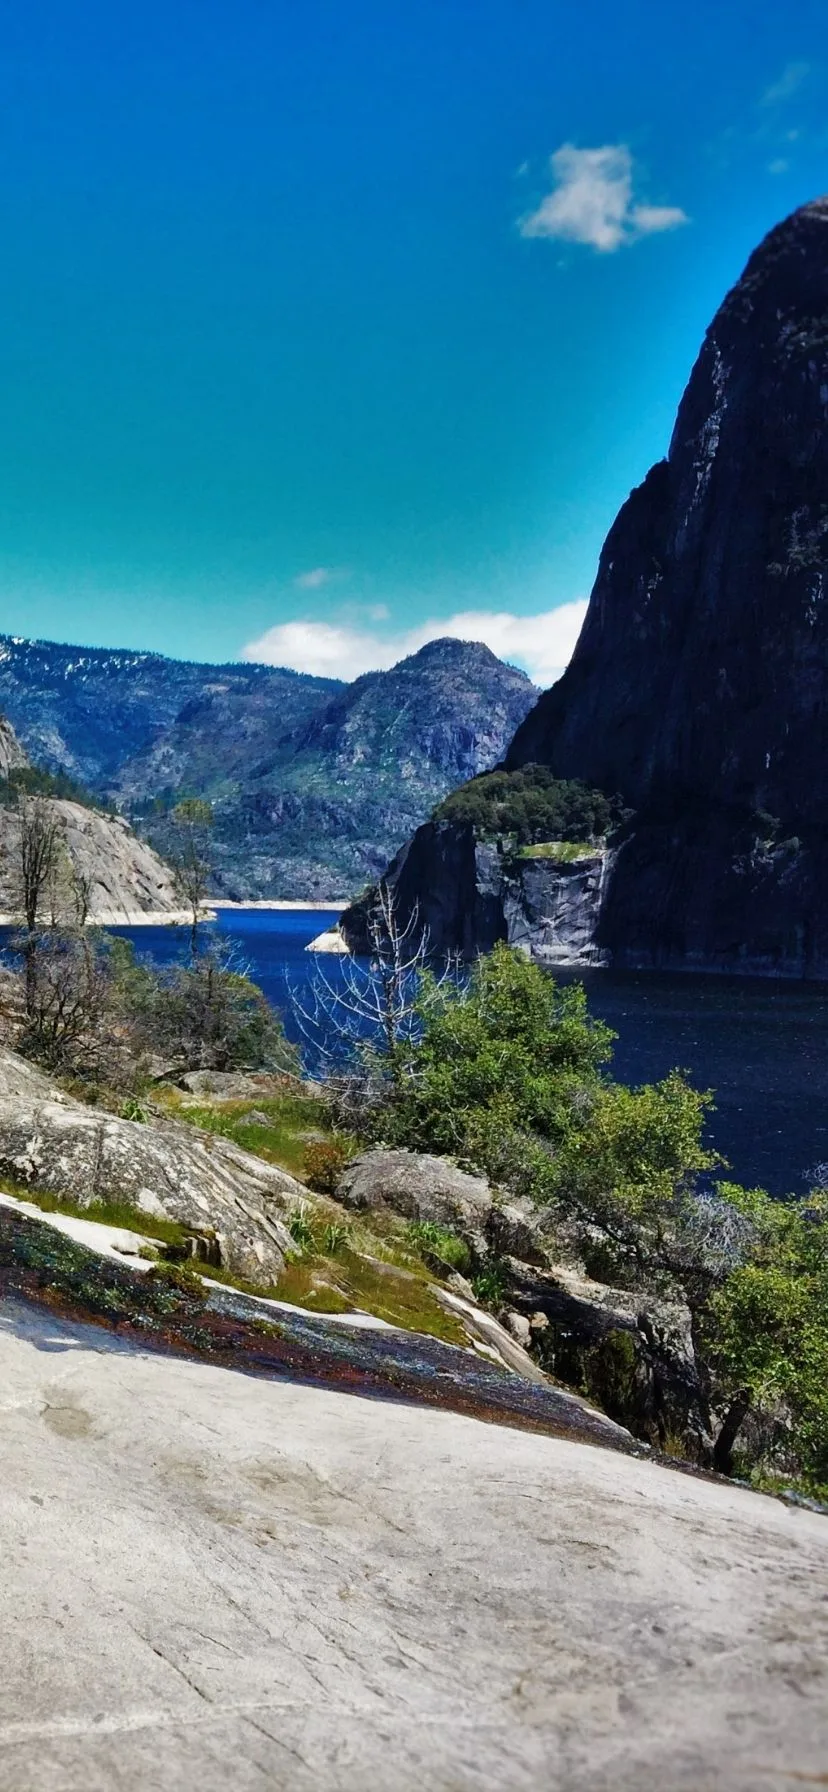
xmin=0 ymin=0 xmax=826 ymax=682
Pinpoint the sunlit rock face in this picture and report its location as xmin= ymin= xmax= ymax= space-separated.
xmin=504 ymin=199 xmax=828 ymax=974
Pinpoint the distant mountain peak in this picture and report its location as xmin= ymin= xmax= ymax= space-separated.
xmin=393 ymin=636 xmax=535 ymax=682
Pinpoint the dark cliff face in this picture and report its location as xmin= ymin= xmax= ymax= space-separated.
xmin=509 ymin=199 xmax=828 ymax=832
xmin=497 ymin=199 xmax=828 ymax=976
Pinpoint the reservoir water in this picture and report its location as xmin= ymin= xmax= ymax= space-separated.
xmin=26 ymin=907 xmax=828 ymax=1197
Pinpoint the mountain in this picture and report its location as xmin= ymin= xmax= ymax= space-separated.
xmin=353 ymin=200 xmax=828 ymax=976
xmin=0 ymin=634 xmax=537 ymax=900
xmin=123 ymin=638 xmax=537 ymax=897
xmin=508 ymin=198 xmax=828 ymax=821
xmin=0 ymin=636 xmax=339 ymax=789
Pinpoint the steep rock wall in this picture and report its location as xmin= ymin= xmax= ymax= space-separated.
xmin=498 ymin=198 xmax=828 ymax=975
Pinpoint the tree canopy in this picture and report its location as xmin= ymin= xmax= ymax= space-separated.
xmin=434 ymin=764 xmax=628 ymax=846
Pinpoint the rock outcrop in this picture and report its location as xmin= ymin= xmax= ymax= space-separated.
xmin=338 ymin=1147 xmax=543 ymax=1264
xmin=336 ymin=1148 xmax=715 ymax=1452
xmin=3 ymin=1300 xmax=826 ymax=1790
xmin=0 ymin=713 xmax=180 ymax=921
xmin=0 ymin=798 xmax=181 ymax=922
xmin=367 ymin=201 xmax=828 ymax=975
xmin=341 ymin=821 xmax=609 ymax=963
xmin=0 ymin=1046 xmax=302 ymax=1285
xmin=505 ymin=198 xmax=828 ymax=974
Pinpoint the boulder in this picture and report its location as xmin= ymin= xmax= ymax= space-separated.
xmin=0 ymin=1046 xmax=303 ymax=1287
xmin=338 ymin=1147 xmax=547 ymax=1266
xmin=338 ymin=1149 xmax=495 ymax=1255
xmin=506 ymin=1258 xmax=711 ymax=1455
xmin=178 ymin=1068 xmax=290 ymax=1100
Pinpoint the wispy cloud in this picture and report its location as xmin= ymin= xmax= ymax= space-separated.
xmin=293 ymin=566 xmax=345 ymax=590
xmin=760 ymin=60 xmax=811 ymax=108
xmin=242 ymin=601 xmax=588 ymax=688
xmin=518 ymin=144 xmax=687 ymax=254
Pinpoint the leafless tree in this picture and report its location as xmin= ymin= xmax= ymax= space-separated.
xmin=17 ymin=930 xmax=118 ymax=1078
xmin=15 ymin=797 xmax=65 ymax=1016
xmin=289 ymin=884 xmax=461 ymax=1122
xmin=169 ymin=798 xmax=214 ymax=954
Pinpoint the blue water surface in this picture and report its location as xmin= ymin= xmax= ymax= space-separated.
xmin=10 ymin=905 xmax=828 ymax=1197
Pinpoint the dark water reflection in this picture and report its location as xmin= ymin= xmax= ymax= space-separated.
xmin=10 ymin=908 xmax=828 ymax=1197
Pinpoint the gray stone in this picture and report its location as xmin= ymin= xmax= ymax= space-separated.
xmin=0 ymin=1297 xmax=826 ymax=1790
xmin=338 ymin=1148 xmax=494 ymax=1254
xmin=504 ymin=1309 xmax=532 ymax=1347
xmin=339 ymin=1147 xmax=547 ymax=1267
xmin=178 ymin=1069 xmax=287 ymax=1100
xmin=0 ymin=1046 xmax=303 ymax=1287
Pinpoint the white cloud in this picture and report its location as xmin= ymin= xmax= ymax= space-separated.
xmin=294 ymin=566 xmax=341 ymax=590
xmin=760 ymin=61 xmax=811 ymax=107
xmin=242 ymin=600 xmax=589 ymax=688
xmin=768 ymin=157 xmax=790 ymax=175
xmin=519 ymin=143 xmax=687 ymax=253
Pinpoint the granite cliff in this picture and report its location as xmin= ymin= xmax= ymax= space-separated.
xmin=361 ymin=200 xmax=828 ymax=975
xmin=0 ymin=717 xmax=180 ymax=922
xmin=510 ymin=197 xmax=828 ymax=974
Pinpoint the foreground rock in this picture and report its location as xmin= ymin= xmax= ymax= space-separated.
xmin=0 ymin=1047 xmax=302 ymax=1285
xmin=337 ymin=1148 xmax=720 ymax=1454
xmin=339 ymin=1146 xmax=543 ymax=1263
xmin=0 ymin=1295 xmax=825 ymax=1790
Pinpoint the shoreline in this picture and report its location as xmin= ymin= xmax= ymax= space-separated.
xmin=0 ymin=901 xmax=347 ymax=929
xmin=209 ymin=899 xmax=348 ymax=912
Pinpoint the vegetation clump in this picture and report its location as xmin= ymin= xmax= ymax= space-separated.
xmin=311 ymin=929 xmax=828 ymax=1497
xmin=434 ymin=764 xmax=628 ymax=846
xmin=13 ymin=931 xmax=297 ymax=1088
xmin=304 ymin=1137 xmax=353 ymax=1195
xmin=0 ymin=764 xmax=109 ymax=812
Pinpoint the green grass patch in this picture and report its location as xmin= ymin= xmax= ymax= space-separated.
xmin=2 ymin=1182 xmax=190 ymax=1250
xmin=158 ymin=1087 xmax=337 ymax=1180
xmin=405 ymin=1219 xmax=471 ymax=1275
xmin=514 ymin=840 xmax=599 ymax=862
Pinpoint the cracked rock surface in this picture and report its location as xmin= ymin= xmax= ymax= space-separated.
xmin=0 ymin=1296 xmax=825 ymax=1791
xmin=0 ymin=1047 xmax=302 ymax=1286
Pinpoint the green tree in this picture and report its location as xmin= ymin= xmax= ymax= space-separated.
xmin=385 ymin=942 xmax=616 ymax=1162
xmin=434 ymin=765 xmax=627 ymax=846
xmin=169 ymin=798 xmax=214 ymax=954
xmin=373 ymin=944 xmax=828 ymax=1486
xmin=707 ymin=1185 xmax=828 ymax=1491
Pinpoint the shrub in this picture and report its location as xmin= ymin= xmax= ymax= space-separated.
xmin=286 ymin=1202 xmax=317 ymax=1253
xmin=705 ymin=1186 xmax=828 ymax=1493
xmin=144 ymin=1258 xmax=207 ymax=1302
xmin=11 ymin=931 xmax=297 ymax=1087
xmin=321 ymin=1220 xmax=351 ymax=1256
xmin=469 ymin=1259 xmax=509 ymax=1309
xmin=304 ymin=1137 xmax=351 ymax=1195
xmin=364 ymin=942 xmax=828 ymax=1488
xmin=406 ymin=1220 xmax=471 ymax=1275
xmin=133 ymin=947 xmax=298 ymax=1076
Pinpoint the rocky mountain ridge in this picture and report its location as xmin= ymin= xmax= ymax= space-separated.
xmin=0 ymin=633 xmax=536 ymax=900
